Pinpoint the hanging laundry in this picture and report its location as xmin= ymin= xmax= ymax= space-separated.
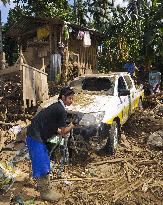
xmin=69 ymin=27 xmax=73 ymax=33
xmin=63 ymin=25 xmax=70 ymax=40
xmin=37 ymin=26 xmax=50 ymax=40
xmin=77 ymin=30 xmax=85 ymax=40
xmin=83 ymin=31 xmax=91 ymax=47
xmin=49 ymin=54 xmax=61 ymax=82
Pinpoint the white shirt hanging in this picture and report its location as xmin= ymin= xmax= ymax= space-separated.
xmin=83 ymin=31 xmax=91 ymax=47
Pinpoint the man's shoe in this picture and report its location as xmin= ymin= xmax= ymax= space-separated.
xmin=37 ymin=174 xmax=62 ymax=202
xmin=41 ymin=188 xmax=62 ymax=202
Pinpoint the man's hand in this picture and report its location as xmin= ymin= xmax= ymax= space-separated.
xmin=57 ymin=122 xmax=75 ymax=136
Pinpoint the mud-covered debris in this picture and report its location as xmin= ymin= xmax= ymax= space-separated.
xmin=0 ymin=98 xmax=162 ymax=204
xmin=147 ymin=130 xmax=163 ymax=148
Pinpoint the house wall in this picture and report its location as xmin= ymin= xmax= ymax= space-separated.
xmin=22 ymin=24 xmax=99 ymax=81
xmin=68 ymin=35 xmax=98 ymax=75
xmin=22 ymin=24 xmax=60 ymax=72
xmin=23 ymin=44 xmax=50 ymax=70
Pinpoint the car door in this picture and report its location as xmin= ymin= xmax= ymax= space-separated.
xmin=117 ymin=76 xmax=130 ymax=124
xmin=123 ymin=75 xmax=135 ymax=114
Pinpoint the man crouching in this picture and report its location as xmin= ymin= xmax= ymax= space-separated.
xmin=26 ymin=86 xmax=76 ymax=202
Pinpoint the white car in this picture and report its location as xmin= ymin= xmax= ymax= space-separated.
xmin=66 ymin=72 xmax=144 ymax=154
xmin=39 ymin=72 xmax=144 ymax=155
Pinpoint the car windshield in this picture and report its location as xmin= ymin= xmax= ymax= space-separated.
xmin=70 ymin=76 xmax=115 ymax=95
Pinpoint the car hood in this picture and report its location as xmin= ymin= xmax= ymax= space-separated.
xmin=67 ymin=93 xmax=114 ymax=113
xmin=37 ymin=93 xmax=114 ymax=114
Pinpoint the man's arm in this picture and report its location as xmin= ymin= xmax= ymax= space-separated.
xmin=58 ymin=122 xmax=75 ymax=136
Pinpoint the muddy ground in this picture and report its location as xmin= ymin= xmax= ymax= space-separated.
xmin=0 ymin=100 xmax=163 ymax=205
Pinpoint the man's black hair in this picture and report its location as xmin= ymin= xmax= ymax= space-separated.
xmin=58 ymin=86 xmax=75 ymax=100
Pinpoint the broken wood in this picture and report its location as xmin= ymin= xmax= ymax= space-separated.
xmin=127 ymin=161 xmax=139 ymax=173
xmin=7 ymin=113 xmax=33 ymax=120
xmin=145 ymin=92 xmax=163 ymax=99
xmin=88 ymin=190 xmax=108 ymax=195
xmin=143 ymin=116 xmax=163 ymax=126
xmin=150 ymin=180 xmax=163 ymax=187
xmin=90 ymin=158 xmax=133 ymax=166
xmin=124 ymin=161 xmax=131 ymax=182
xmin=0 ymin=121 xmax=16 ymax=126
xmin=137 ymin=160 xmax=158 ymax=166
xmin=53 ymin=176 xmax=115 ymax=182
xmin=112 ymin=178 xmax=152 ymax=202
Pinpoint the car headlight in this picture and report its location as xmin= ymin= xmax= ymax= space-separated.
xmin=79 ymin=111 xmax=105 ymax=126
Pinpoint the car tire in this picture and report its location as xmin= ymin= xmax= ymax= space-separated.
xmin=105 ymin=121 xmax=120 ymax=155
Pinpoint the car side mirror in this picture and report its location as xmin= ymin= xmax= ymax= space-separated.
xmin=118 ymin=89 xmax=130 ymax=96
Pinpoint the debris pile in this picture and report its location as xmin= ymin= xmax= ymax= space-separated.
xmin=0 ymin=97 xmax=162 ymax=204
xmin=0 ymin=82 xmax=22 ymax=119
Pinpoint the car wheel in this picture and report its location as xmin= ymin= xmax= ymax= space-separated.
xmin=105 ymin=121 xmax=120 ymax=155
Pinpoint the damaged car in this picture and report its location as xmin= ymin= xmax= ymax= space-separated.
xmin=40 ymin=72 xmax=144 ymax=155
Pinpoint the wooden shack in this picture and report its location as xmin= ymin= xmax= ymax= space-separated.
xmin=6 ymin=16 xmax=103 ymax=82
xmin=0 ymin=51 xmax=49 ymax=109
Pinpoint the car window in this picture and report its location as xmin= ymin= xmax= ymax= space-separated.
xmin=118 ymin=77 xmax=127 ymax=92
xmin=124 ymin=75 xmax=133 ymax=89
xmin=70 ymin=77 xmax=115 ymax=95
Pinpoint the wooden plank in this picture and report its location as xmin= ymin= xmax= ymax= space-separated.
xmin=41 ymin=73 xmax=49 ymax=101
xmin=23 ymin=64 xmax=47 ymax=75
xmin=112 ymin=177 xmax=153 ymax=202
xmin=53 ymin=176 xmax=115 ymax=182
xmin=90 ymin=158 xmax=133 ymax=166
xmin=49 ymin=24 xmax=52 ymax=54
xmin=22 ymin=64 xmax=37 ymax=108
xmin=124 ymin=161 xmax=131 ymax=182
xmin=0 ymin=121 xmax=16 ymax=126
xmin=22 ymin=65 xmax=27 ymax=108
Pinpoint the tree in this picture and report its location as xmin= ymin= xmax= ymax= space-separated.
xmin=0 ymin=0 xmax=10 ymax=5
xmin=12 ymin=0 xmax=71 ymax=20
xmin=99 ymin=0 xmax=163 ymax=71
xmin=87 ymin=0 xmax=114 ymax=31
xmin=72 ymin=0 xmax=88 ymax=26
xmin=3 ymin=6 xmax=26 ymax=65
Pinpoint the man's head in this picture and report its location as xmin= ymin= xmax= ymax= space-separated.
xmin=58 ymin=86 xmax=75 ymax=106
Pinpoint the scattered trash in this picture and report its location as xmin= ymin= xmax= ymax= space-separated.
xmin=9 ymin=125 xmax=22 ymax=135
xmin=0 ymin=162 xmax=16 ymax=194
xmin=0 ymin=87 xmax=162 ymax=204
xmin=10 ymin=147 xmax=29 ymax=164
xmin=147 ymin=130 xmax=163 ymax=148
xmin=142 ymin=182 xmax=149 ymax=192
xmin=63 ymin=180 xmax=73 ymax=185
xmin=0 ymin=161 xmax=28 ymax=194
xmin=11 ymin=195 xmax=35 ymax=205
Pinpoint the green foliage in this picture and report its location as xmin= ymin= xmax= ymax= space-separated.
xmin=3 ymin=6 xmax=26 ymax=65
xmin=97 ymin=0 xmax=163 ymax=71
xmin=0 ymin=0 xmax=10 ymax=5
xmin=71 ymin=0 xmax=88 ymax=26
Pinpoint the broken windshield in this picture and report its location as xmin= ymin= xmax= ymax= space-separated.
xmin=70 ymin=76 xmax=115 ymax=95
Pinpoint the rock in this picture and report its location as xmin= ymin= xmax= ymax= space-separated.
xmin=158 ymin=105 xmax=163 ymax=112
xmin=147 ymin=130 xmax=163 ymax=148
xmin=15 ymin=172 xmax=29 ymax=182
